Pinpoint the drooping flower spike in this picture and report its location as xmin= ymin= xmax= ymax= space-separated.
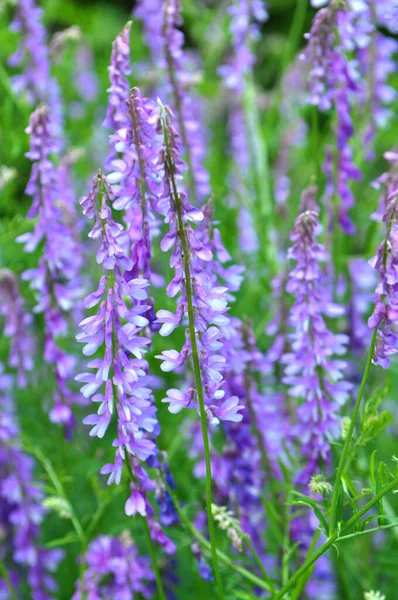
xmin=282 ymin=186 xmax=352 ymax=482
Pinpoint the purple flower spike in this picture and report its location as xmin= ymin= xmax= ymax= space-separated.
xmin=17 ymin=105 xmax=83 ymax=430
xmin=155 ymin=104 xmax=243 ymax=425
xmin=282 ymin=187 xmax=352 ymax=483
xmin=301 ymin=2 xmax=361 ymax=234
xmin=135 ymin=0 xmax=210 ymax=203
xmin=368 ymin=152 xmax=398 ymax=368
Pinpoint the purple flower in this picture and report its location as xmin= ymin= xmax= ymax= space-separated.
xmin=301 ymin=2 xmax=362 ymax=234
xmin=17 ymin=105 xmax=83 ymax=430
xmin=73 ymin=534 xmax=155 ymax=599
xmin=135 ymin=0 xmax=210 ymax=202
xmin=155 ymin=105 xmax=243 ymax=425
xmin=282 ymin=187 xmax=352 ymax=483
xmin=368 ymin=152 xmax=398 ymax=368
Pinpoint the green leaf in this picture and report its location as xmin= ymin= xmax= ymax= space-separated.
xmin=291 ymin=498 xmax=329 ymax=535
xmin=370 ymin=450 xmax=378 ymax=487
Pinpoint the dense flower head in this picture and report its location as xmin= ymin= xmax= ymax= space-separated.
xmin=135 ymin=0 xmax=210 ymax=202
xmin=155 ymin=104 xmax=243 ymax=425
xmin=104 ymin=21 xmax=132 ymax=166
xmin=282 ymin=188 xmax=352 ymax=482
xmin=0 ymin=365 xmax=63 ymax=599
xmin=368 ymin=152 xmax=398 ymax=368
xmin=72 ymin=533 xmax=154 ymax=599
xmin=17 ymin=104 xmax=83 ymax=429
xmin=108 ymin=88 xmax=164 ymax=285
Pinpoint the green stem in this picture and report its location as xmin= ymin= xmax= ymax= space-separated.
xmin=272 ymin=477 xmax=398 ymax=600
xmin=329 ymin=328 xmax=377 ymax=536
xmin=0 ymin=562 xmax=17 ymax=600
xmin=244 ymin=537 xmax=276 ymax=593
xmin=165 ymin=481 xmax=272 ymax=593
xmin=161 ymin=109 xmax=224 ymax=599
xmin=143 ymin=518 xmax=167 ymax=600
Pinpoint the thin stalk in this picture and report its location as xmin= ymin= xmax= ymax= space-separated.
xmin=329 ymin=319 xmax=378 ymax=536
xmin=162 ymin=112 xmax=224 ymax=599
xmin=0 ymin=562 xmax=17 ymax=600
xmin=143 ymin=518 xmax=167 ymax=600
xmin=244 ymin=537 xmax=276 ymax=593
xmin=165 ymin=481 xmax=272 ymax=593
xmin=272 ymin=477 xmax=398 ymax=600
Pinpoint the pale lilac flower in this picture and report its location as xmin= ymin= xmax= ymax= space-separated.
xmin=155 ymin=105 xmax=243 ymax=425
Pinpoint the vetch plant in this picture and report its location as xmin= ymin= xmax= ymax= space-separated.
xmin=1 ymin=1 xmax=398 ymax=598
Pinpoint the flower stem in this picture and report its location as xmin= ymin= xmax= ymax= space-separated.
xmin=329 ymin=327 xmax=377 ymax=537
xmin=244 ymin=537 xmax=276 ymax=593
xmin=143 ymin=517 xmax=167 ymax=600
xmin=272 ymin=476 xmax=398 ymax=600
xmin=161 ymin=111 xmax=224 ymax=599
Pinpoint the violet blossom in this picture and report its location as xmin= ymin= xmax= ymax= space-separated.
xmin=155 ymin=103 xmax=244 ymax=425
xmin=282 ymin=187 xmax=352 ymax=482
xmin=135 ymin=0 xmax=210 ymax=203
xmin=17 ymin=104 xmax=83 ymax=429
xmin=72 ymin=533 xmax=154 ymax=599
xmin=368 ymin=151 xmax=398 ymax=368
xmin=76 ymin=173 xmax=175 ymax=554
xmin=301 ymin=1 xmax=362 ymax=234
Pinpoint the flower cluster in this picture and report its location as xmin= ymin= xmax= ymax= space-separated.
xmin=368 ymin=152 xmax=398 ymax=368
xmin=135 ymin=0 xmax=210 ymax=202
xmin=156 ymin=105 xmax=243 ymax=425
xmin=17 ymin=104 xmax=82 ymax=429
xmin=301 ymin=1 xmax=361 ymax=234
xmin=282 ymin=188 xmax=352 ymax=482
xmin=72 ymin=534 xmax=154 ymax=599
xmin=0 ymin=365 xmax=63 ymax=599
